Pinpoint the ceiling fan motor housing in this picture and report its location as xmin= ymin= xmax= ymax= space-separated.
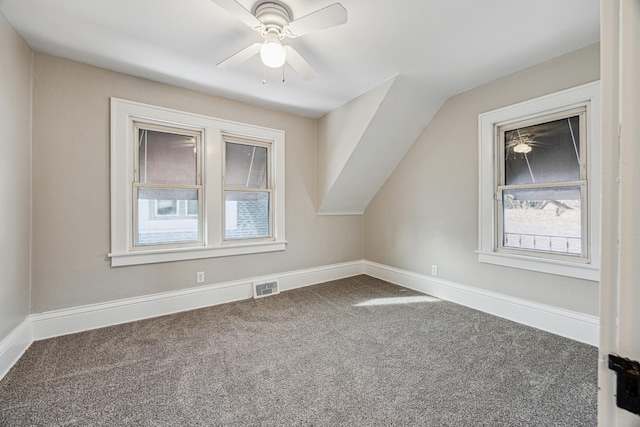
xmin=254 ymin=2 xmax=291 ymax=36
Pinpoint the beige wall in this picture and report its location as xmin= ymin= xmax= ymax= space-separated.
xmin=0 ymin=12 xmax=32 ymax=338
xmin=6 ymin=33 xmax=601 ymax=319
xmin=30 ymin=54 xmax=362 ymax=313
xmin=364 ymin=44 xmax=600 ymax=315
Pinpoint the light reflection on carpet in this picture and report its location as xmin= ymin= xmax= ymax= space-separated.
xmin=354 ymin=295 xmax=441 ymax=306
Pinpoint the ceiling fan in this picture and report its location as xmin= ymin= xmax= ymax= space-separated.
xmin=212 ymin=0 xmax=348 ymax=81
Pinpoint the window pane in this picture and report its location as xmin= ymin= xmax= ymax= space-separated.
xmin=225 ymin=142 xmax=268 ymax=189
xmin=186 ymin=199 xmax=198 ymax=216
xmin=502 ymin=186 xmax=582 ymax=255
xmin=138 ymin=128 xmax=197 ymax=185
xmin=504 ymin=116 xmax=580 ymax=185
xmin=224 ymin=191 xmax=270 ymax=240
xmin=137 ymin=188 xmax=199 ymax=245
xmin=156 ymin=200 xmax=178 ymax=216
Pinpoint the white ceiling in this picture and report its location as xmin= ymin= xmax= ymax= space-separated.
xmin=0 ymin=0 xmax=599 ymax=119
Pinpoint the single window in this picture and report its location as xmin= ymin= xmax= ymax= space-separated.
xmin=478 ymin=82 xmax=601 ymax=280
xmin=497 ymin=110 xmax=586 ymax=258
xmin=133 ymin=124 xmax=203 ymax=248
xmin=223 ymin=138 xmax=272 ymax=241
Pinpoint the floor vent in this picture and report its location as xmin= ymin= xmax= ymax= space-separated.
xmin=253 ymin=281 xmax=279 ymax=299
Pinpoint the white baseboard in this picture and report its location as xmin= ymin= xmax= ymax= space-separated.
xmin=0 ymin=318 xmax=32 ymax=380
xmin=363 ymin=261 xmax=599 ymax=346
xmin=30 ymin=260 xmax=364 ymax=341
xmin=270 ymin=260 xmax=364 ymax=292
xmin=1 ymin=258 xmax=598 ymax=383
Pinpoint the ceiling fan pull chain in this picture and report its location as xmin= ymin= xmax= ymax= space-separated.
xmin=282 ymin=64 xmax=285 ymax=83
xmin=262 ymin=64 xmax=266 ymax=85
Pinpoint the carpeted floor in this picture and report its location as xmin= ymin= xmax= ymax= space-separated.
xmin=0 ymin=275 xmax=597 ymax=426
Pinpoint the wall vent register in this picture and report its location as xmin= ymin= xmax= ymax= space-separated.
xmin=253 ymin=281 xmax=279 ymax=299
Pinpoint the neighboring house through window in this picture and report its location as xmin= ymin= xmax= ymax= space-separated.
xmin=478 ymin=82 xmax=601 ymax=280
xmin=109 ymin=98 xmax=286 ymax=266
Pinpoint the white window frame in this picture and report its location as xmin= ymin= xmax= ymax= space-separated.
xmin=134 ymin=123 xmax=203 ymax=249
xmin=109 ymin=98 xmax=286 ymax=267
xmin=478 ymin=81 xmax=601 ymax=281
xmin=222 ymin=135 xmax=273 ymax=242
xmin=496 ymin=108 xmax=587 ymax=258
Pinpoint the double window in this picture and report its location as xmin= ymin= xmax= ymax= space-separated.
xmin=478 ymin=82 xmax=600 ymax=280
xmin=110 ymin=99 xmax=286 ymax=266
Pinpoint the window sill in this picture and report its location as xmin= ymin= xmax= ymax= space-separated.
xmin=109 ymin=241 xmax=287 ymax=267
xmin=477 ymin=250 xmax=599 ymax=281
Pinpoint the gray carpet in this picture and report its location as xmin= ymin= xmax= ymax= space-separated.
xmin=0 ymin=275 xmax=597 ymax=426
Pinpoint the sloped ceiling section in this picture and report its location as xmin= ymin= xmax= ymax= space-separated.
xmin=317 ymin=75 xmax=443 ymax=214
xmin=316 ymin=75 xmax=396 ymax=212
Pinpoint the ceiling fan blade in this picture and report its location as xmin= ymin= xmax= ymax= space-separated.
xmin=210 ymin=0 xmax=263 ymax=30
xmin=284 ymin=3 xmax=347 ymax=38
xmin=284 ymin=46 xmax=318 ymax=81
xmin=217 ymin=43 xmax=261 ymax=68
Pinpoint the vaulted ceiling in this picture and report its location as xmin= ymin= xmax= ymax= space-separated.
xmin=0 ymin=0 xmax=600 ymax=213
xmin=0 ymin=0 xmax=599 ymax=119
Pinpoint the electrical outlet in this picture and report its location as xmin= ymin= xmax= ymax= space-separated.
xmin=196 ymin=272 xmax=205 ymax=283
xmin=431 ymin=265 xmax=438 ymax=276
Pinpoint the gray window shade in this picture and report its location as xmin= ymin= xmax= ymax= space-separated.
xmin=503 ymin=186 xmax=581 ymax=202
xmin=137 ymin=187 xmax=198 ymax=201
xmin=138 ymin=129 xmax=197 ymax=185
xmin=505 ymin=116 xmax=580 ymax=186
xmin=225 ymin=142 xmax=268 ymax=189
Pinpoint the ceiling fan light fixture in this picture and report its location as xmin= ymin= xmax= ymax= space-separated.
xmin=260 ymin=31 xmax=286 ymax=68
xmin=511 ymin=134 xmax=535 ymax=154
xmin=513 ymin=142 xmax=532 ymax=154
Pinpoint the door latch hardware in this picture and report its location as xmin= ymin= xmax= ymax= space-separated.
xmin=609 ymin=354 xmax=640 ymax=415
